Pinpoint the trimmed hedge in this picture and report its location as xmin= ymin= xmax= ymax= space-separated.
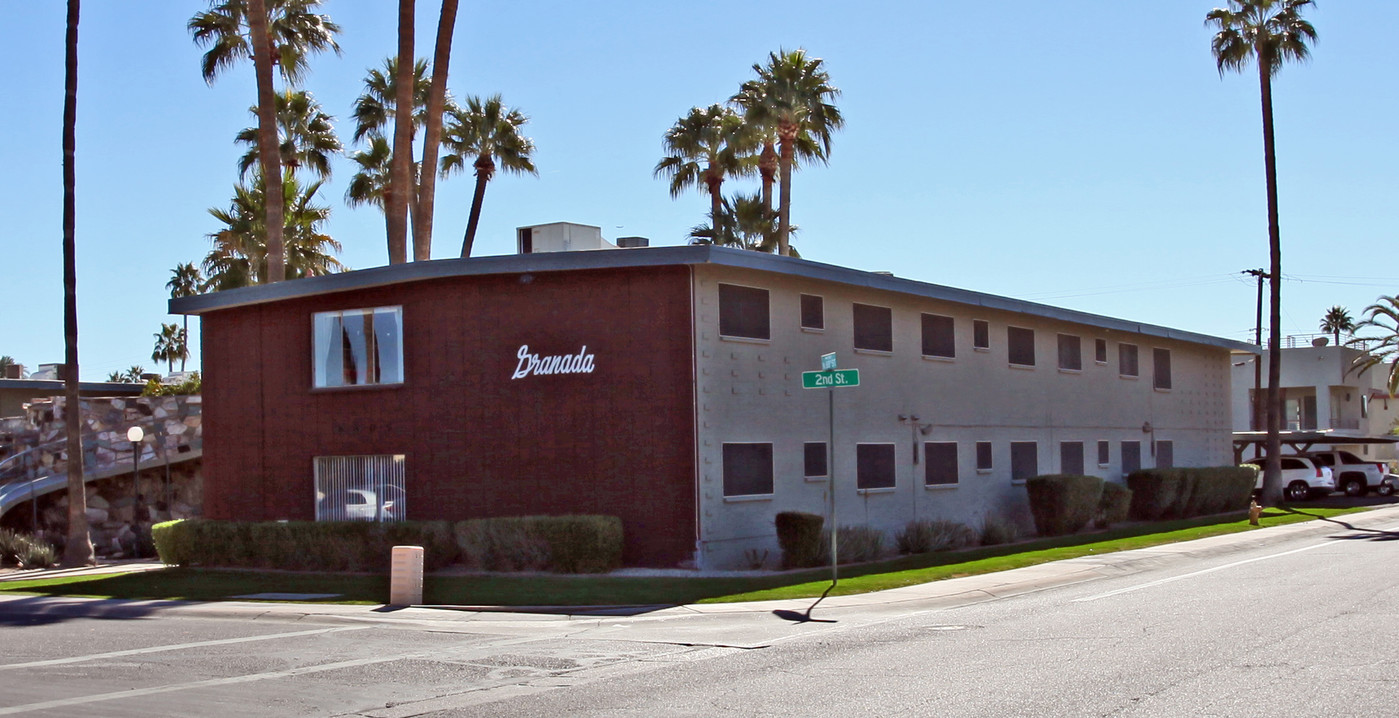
xmin=1096 ymin=482 xmax=1133 ymax=529
xmin=152 ymin=515 xmax=620 ymax=574
xmin=1127 ymin=466 xmax=1258 ymax=521
xmin=1025 ymin=474 xmax=1104 ymax=536
xmin=775 ymin=511 xmax=825 ymax=569
xmin=452 ymin=516 xmax=623 ymax=574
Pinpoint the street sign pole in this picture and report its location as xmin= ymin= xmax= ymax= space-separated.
xmin=828 ymin=385 xmax=836 ymax=589
xmin=800 ymin=358 xmax=860 ymax=604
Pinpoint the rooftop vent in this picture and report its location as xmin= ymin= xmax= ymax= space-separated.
xmin=616 ymin=236 xmax=649 ymax=248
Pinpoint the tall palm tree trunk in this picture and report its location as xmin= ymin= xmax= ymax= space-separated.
xmin=460 ymin=166 xmax=490 ymax=257
xmin=387 ymin=0 xmax=415 ymax=264
xmin=706 ymin=168 xmax=723 ymax=233
xmin=759 ymin=142 xmax=777 ymax=213
xmin=247 ymin=0 xmax=285 ymax=283
xmin=776 ymin=131 xmax=795 ymax=257
xmin=61 ymin=0 xmax=93 ymax=568
xmin=180 ymin=316 xmax=188 ymax=372
xmin=414 ymin=0 xmax=459 ymax=262
xmin=1259 ymin=47 xmax=1284 ymax=507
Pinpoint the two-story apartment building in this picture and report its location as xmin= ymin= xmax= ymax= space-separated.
xmin=172 ymin=243 xmax=1251 ymax=569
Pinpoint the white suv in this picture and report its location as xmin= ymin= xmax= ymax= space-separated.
xmin=1245 ymin=456 xmax=1335 ymax=502
xmin=1301 ymin=451 xmax=1388 ymax=497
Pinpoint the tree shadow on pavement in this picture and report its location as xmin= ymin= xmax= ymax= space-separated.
xmin=1284 ymin=509 xmax=1399 ymax=542
xmin=0 ymin=595 xmax=182 ymax=626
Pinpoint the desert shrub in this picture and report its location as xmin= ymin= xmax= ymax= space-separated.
xmin=1129 ymin=467 xmax=1258 ymax=521
xmin=978 ymin=514 xmax=1021 ymax=546
xmin=1096 ymin=482 xmax=1133 ymax=529
xmin=451 ymin=516 xmax=621 ymax=574
xmin=0 ymin=528 xmax=58 ymax=568
xmin=816 ymin=525 xmax=887 ymax=565
xmin=775 ymin=511 xmax=825 ymax=569
xmin=1025 ymin=474 xmax=1104 ymax=536
xmin=896 ymin=519 xmax=977 ymax=554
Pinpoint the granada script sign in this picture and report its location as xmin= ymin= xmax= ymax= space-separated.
xmin=511 ymin=345 xmax=596 ymax=380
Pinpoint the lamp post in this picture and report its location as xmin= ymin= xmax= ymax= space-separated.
xmin=127 ymin=426 xmax=143 ymax=558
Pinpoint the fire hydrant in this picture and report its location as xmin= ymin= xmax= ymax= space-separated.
xmin=1248 ymin=500 xmax=1262 ymax=526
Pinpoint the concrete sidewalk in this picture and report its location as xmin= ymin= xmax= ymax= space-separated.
xmin=3 ymin=505 xmax=1398 ymax=649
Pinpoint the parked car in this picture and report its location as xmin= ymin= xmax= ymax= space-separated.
xmin=1298 ymin=450 xmax=1389 ymax=497
xmin=1380 ymin=474 xmax=1397 ymax=497
xmin=316 ymin=488 xmax=395 ymax=521
xmin=1245 ymin=456 xmax=1334 ymax=501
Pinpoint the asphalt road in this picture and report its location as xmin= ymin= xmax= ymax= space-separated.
xmin=2 ymin=509 xmax=1398 ymax=717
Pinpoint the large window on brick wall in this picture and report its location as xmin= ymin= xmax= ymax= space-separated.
xmin=853 ymin=304 xmax=893 ymax=352
xmin=921 ymin=313 xmax=955 ymax=358
xmin=924 ymin=442 xmax=958 ymax=486
xmin=718 ymin=284 xmax=770 ymax=340
xmin=1008 ymin=327 xmax=1035 ymax=366
xmin=722 ymin=443 xmax=773 ymax=497
xmin=313 ymin=307 xmax=404 ymax=388
xmin=857 ymin=443 xmax=896 ymax=489
xmin=314 ymin=454 xmax=406 ymax=522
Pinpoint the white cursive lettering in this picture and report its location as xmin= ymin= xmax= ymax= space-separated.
xmin=511 ymin=345 xmax=596 ymax=380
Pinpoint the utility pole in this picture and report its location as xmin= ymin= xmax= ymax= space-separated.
xmin=1243 ymin=269 xmax=1270 ymax=437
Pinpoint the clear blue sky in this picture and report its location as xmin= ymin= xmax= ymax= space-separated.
xmin=2 ymin=2 xmax=1395 ymax=378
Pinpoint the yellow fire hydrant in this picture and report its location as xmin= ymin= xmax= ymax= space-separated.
xmin=1248 ymin=500 xmax=1262 ymax=526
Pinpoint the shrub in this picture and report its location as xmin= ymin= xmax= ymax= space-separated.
xmin=531 ymin=516 xmax=623 ymax=574
xmin=833 ymin=525 xmax=886 ymax=564
xmin=0 ymin=528 xmax=58 ymax=569
xmin=1128 ymin=467 xmax=1258 ymax=521
xmin=1096 ymin=482 xmax=1133 ymax=529
xmin=896 ymin=519 xmax=977 ymax=554
xmin=775 ymin=511 xmax=825 ymax=569
xmin=978 ymin=514 xmax=1021 ymax=546
xmin=1025 ymin=474 xmax=1104 ymax=536
xmin=451 ymin=516 xmax=621 ymax=574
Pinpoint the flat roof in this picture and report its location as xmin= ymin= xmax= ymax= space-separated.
xmin=0 ymin=379 xmax=145 ymax=395
xmin=169 ymin=245 xmax=1257 ymax=353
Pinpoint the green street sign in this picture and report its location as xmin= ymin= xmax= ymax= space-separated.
xmin=802 ymin=369 xmax=860 ymax=389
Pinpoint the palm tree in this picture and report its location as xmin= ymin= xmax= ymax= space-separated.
xmin=1319 ymin=305 xmax=1355 ymax=346
xmin=345 ymin=135 xmax=393 ymax=231
xmin=1352 ymin=296 xmax=1399 ymax=395
xmin=655 ymin=104 xmax=752 ymax=235
xmin=0 ymin=355 xmax=18 ymax=378
xmin=203 ymin=174 xmax=344 ymax=290
xmin=189 ymin=0 xmax=341 ymax=284
xmin=152 ymin=324 xmax=186 ymax=375
xmin=121 ymin=366 xmax=147 ymax=383
xmin=415 ymin=0 xmax=460 ymax=261
xmin=106 ymin=370 xmax=123 ymax=382
xmin=736 ymin=49 xmax=843 ymax=257
xmin=350 ymin=57 xmax=433 ymax=249
xmin=732 ymin=86 xmax=827 ymax=221
xmin=386 ymin=0 xmax=417 ymax=266
xmin=166 ymin=263 xmax=203 ymax=372
xmin=1207 ymin=0 xmax=1316 ymax=506
xmin=441 ymin=94 xmax=538 ymax=257
xmin=688 ymin=193 xmax=795 ymax=254
xmin=235 ymin=89 xmax=341 ymax=180
xmin=60 ymin=0 xmax=93 ymax=568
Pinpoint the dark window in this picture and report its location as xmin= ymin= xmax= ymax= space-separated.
xmin=1010 ymin=442 xmax=1038 ymax=481
xmin=973 ymin=320 xmax=990 ymax=350
xmin=921 ymin=313 xmax=955 ymax=358
xmin=976 ymin=441 xmax=993 ymax=471
xmin=722 ymin=443 xmax=773 ymax=497
xmin=804 ymin=442 xmax=827 ymax=478
xmin=718 ymin=284 xmax=770 ymax=340
xmin=800 ymin=294 xmax=824 ymax=330
xmin=1119 ymin=343 xmax=1139 ymax=377
xmin=1338 ymin=451 xmax=1366 ymax=464
xmin=857 ymin=444 xmax=896 ymax=489
xmin=1155 ymin=440 xmax=1173 ymax=468
xmin=1280 ymin=457 xmax=1307 ymax=471
xmin=1060 ymin=441 xmax=1084 ymax=475
xmin=924 ymin=443 xmax=958 ymax=486
xmin=1008 ymin=326 xmax=1035 ymax=366
xmin=853 ymin=304 xmax=893 ymax=352
xmin=1153 ymin=348 xmax=1172 ymax=389
xmin=518 ymin=228 xmax=533 ymax=254
xmin=1097 ymin=440 xmax=1110 ymax=466
xmin=1057 ymin=334 xmax=1082 ymax=371
xmin=1122 ymin=441 xmax=1141 ymax=475
xmin=1095 ymin=338 xmax=1108 ymax=364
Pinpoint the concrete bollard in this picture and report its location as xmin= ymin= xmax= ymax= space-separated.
xmin=389 ymin=545 xmax=424 ymax=606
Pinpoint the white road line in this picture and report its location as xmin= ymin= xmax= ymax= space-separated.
xmin=0 ymin=649 xmax=434 ymax=716
xmin=0 ymin=625 xmax=371 ymax=670
xmin=1074 ymin=535 xmax=1348 ymax=603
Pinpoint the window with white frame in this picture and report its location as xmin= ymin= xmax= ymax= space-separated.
xmin=924 ymin=442 xmax=958 ymax=486
xmin=1010 ymin=442 xmax=1038 ymax=482
xmin=921 ymin=313 xmax=955 ymax=358
xmin=1122 ymin=441 xmax=1142 ymax=475
xmin=1097 ymin=440 xmax=1110 ymax=467
xmin=800 ymin=294 xmax=824 ymax=330
xmin=857 ymin=443 xmax=896 ymax=489
xmin=1155 ymin=440 xmax=1174 ymax=468
xmin=973 ymin=320 xmax=990 ymax=351
xmin=804 ymin=442 xmax=827 ymax=479
xmin=313 ymin=307 xmax=404 ymax=388
xmin=1153 ymin=348 xmax=1172 ymax=390
xmin=722 ymin=443 xmax=773 ymax=497
xmin=314 ymin=454 xmax=406 ymax=522
xmin=1119 ymin=343 xmax=1139 ymax=377
xmin=1060 ymin=441 xmax=1084 ymax=475
xmin=718 ymin=284 xmax=770 ymax=340
xmin=1058 ymin=334 xmax=1082 ymax=371
xmin=1095 ymin=338 xmax=1108 ymax=364
xmin=853 ymin=304 xmax=893 ymax=352
xmin=1008 ymin=326 xmax=1035 ymax=367
xmin=976 ymin=441 xmax=994 ymax=471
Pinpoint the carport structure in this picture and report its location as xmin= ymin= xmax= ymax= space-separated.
xmin=1231 ymin=431 xmax=1399 ymax=464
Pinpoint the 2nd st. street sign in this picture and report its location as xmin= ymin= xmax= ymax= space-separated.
xmin=802 ymin=368 xmax=861 ymax=389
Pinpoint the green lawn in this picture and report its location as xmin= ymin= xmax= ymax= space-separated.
xmin=0 ymin=507 xmax=1367 ymax=608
